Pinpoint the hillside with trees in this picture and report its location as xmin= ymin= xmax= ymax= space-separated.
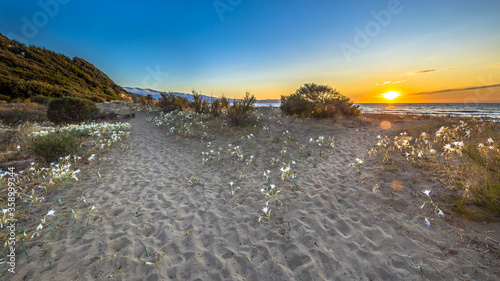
xmin=0 ymin=33 xmax=128 ymax=103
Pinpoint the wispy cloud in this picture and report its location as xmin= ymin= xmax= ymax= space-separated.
xmin=404 ymin=65 xmax=461 ymax=76
xmin=476 ymin=63 xmax=500 ymax=69
xmin=375 ymin=80 xmax=406 ymax=86
xmin=410 ymin=83 xmax=500 ymax=96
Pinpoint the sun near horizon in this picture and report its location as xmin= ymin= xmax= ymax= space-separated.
xmin=382 ymin=91 xmax=401 ymax=102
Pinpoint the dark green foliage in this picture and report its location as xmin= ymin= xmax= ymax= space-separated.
xmin=31 ymin=95 xmax=52 ymax=105
xmin=47 ymin=97 xmax=99 ymax=124
xmin=30 ymin=132 xmax=80 ymax=163
xmin=210 ymin=99 xmax=222 ymax=117
xmin=227 ymin=92 xmax=256 ymax=126
xmin=209 ymin=95 xmax=229 ymax=118
xmin=189 ymin=91 xmax=208 ymax=113
xmin=145 ymin=94 xmax=155 ymax=104
xmin=280 ymin=83 xmax=360 ymax=118
xmin=0 ymin=33 xmax=127 ymax=102
xmin=220 ymin=95 xmax=229 ymax=109
xmin=0 ymin=109 xmax=47 ymax=125
xmin=158 ymin=92 xmax=188 ymax=112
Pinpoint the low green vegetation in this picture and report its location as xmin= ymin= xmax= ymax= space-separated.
xmin=369 ymin=118 xmax=500 ymax=220
xmin=227 ymin=92 xmax=256 ymax=126
xmin=30 ymin=132 xmax=80 ymax=163
xmin=47 ymin=97 xmax=100 ymax=124
xmin=0 ymin=33 xmax=128 ymax=103
xmin=280 ymin=83 xmax=360 ymax=118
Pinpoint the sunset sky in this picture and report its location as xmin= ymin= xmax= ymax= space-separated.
xmin=1 ymin=0 xmax=500 ymax=102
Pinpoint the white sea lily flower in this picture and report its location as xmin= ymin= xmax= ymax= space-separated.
xmin=260 ymin=188 xmax=265 ymax=193
xmin=16 ymin=145 xmax=20 ymax=150
xmin=47 ymin=209 xmax=55 ymax=216
xmin=422 ymin=189 xmax=431 ymax=196
xmin=424 ymin=218 xmax=431 ymax=227
xmin=270 ymin=184 xmax=276 ymax=189
xmin=36 ymin=224 xmax=43 ymax=231
xmin=292 ymin=161 xmax=296 ymax=165
xmin=309 ymin=138 xmax=314 ymax=142
xmin=487 ymin=138 xmax=494 ymax=144
xmin=437 ymin=209 xmax=445 ymax=217
xmin=355 ymin=158 xmax=363 ymax=164
xmin=262 ymin=207 xmax=269 ymax=213
xmin=443 ymin=144 xmax=454 ymax=152
xmin=230 ymin=182 xmax=233 ymax=186
xmin=2 ymin=209 xmax=7 ymax=214
xmin=478 ymin=143 xmax=484 ymax=148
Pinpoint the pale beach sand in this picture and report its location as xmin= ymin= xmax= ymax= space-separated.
xmin=5 ymin=108 xmax=500 ymax=280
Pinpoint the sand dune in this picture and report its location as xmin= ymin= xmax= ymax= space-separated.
xmin=8 ymin=110 xmax=499 ymax=280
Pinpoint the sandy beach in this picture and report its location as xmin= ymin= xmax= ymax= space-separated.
xmin=4 ymin=108 xmax=500 ymax=280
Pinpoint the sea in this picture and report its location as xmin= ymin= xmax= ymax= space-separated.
xmin=256 ymin=102 xmax=500 ymax=120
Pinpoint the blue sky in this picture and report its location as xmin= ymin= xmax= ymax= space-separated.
xmin=1 ymin=0 xmax=500 ymax=102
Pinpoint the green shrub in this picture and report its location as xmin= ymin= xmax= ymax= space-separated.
xmin=0 ymin=110 xmax=47 ymax=125
xmin=47 ymin=97 xmax=99 ymax=124
xmin=209 ymin=95 xmax=229 ymax=118
xmin=227 ymin=92 xmax=256 ymax=126
xmin=220 ymin=95 xmax=229 ymax=109
xmin=158 ymin=92 xmax=188 ymax=112
xmin=280 ymin=83 xmax=360 ymax=118
xmin=189 ymin=91 xmax=208 ymax=113
xmin=145 ymin=94 xmax=155 ymax=104
xmin=31 ymin=95 xmax=52 ymax=105
xmin=30 ymin=132 xmax=80 ymax=163
xmin=89 ymin=96 xmax=107 ymax=103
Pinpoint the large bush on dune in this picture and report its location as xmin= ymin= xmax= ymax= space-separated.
xmin=30 ymin=132 xmax=80 ymax=163
xmin=280 ymin=83 xmax=360 ymax=118
xmin=158 ymin=92 xmax=188 ymax=112
xmin=189 ymin=91 xmax=209 ymax=113
xmin=227 ymin=92 xmax=256 ymax=126
xmin=47 ymin=97 xmax=99 ymax=124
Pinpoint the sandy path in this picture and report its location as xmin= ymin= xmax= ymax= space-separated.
xmin=9 ymin=112 xmax=499 ymax=280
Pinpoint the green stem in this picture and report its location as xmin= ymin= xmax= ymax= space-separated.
xmin=21 ymin=240 xmax=30 ymax=259
xmin=44 ymin=221 xmax=55 ymax=234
